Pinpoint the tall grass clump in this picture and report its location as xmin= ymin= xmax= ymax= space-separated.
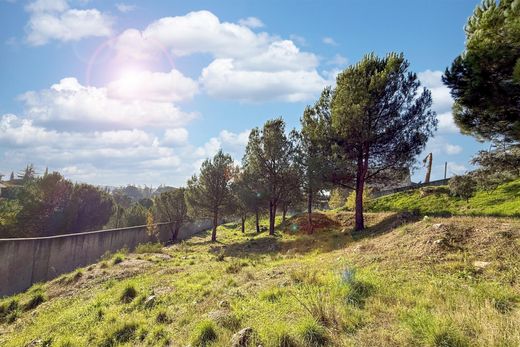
xmin=120 ymin=285 xmax=137 ymax=303
xmin=191 ymin=319 xmax=217 ymax=346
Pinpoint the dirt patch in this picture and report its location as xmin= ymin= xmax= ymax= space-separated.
xmin=282 ymin=212 xmax=340 ymax=233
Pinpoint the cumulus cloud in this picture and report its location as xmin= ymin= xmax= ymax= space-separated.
xmin=162 ymin=128 xmax=189 ymax=146
xmin=445 ymin=144 xmax=463 ymax=155
xmin=200 ymin=59 xmax=325 ymax=102
xmin=25 ymin=0 xmax=113 ymax=45
xmin=19 ymin=77 xmax=195 ymax=131
xmin=238 ymin=16 xmax=264 ymax=28
xmin=114 ymin=10 xmax=326 ymax=102
xmin=107 ymin=69 xmax=198 ymax=102
xmin=195 ymin=129 xmax=250 ymax=159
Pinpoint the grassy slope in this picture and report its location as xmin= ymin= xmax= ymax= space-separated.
xmin=370 ymin=178 xmax=520 ymax=217
xmin=0 ymin=212 xmax=519 ymax=347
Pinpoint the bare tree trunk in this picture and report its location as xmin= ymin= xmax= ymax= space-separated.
xmin=241 ymin=216 xmax=245 ymax=233
xmin=355 ymin=151 xmax=365 ymax=231
xmin=255 ymin=208 xmax=260 ymax=233
xmin=269 ymin=200 xmax=277 ymax=235
xmin=307 ymin=189 xmax=314 ymax=234
xmin=172 ymin=223 xmax=181 ymax=243
xmin=211 ymin=211 xmax=218 ymax=242
xmin=282 ymin=204 xmax=287 ymax=224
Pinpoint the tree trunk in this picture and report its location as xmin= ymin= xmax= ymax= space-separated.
xmin=282 ymin=204 xmax=287 ymax=224
xmin=269 ymin=200 xmax=276 ymax=235
xmin=355 ymin=153 xmax=365 ymax=231
xmin=241 ymin=216 xmax=245 ymax=233
xmin=211 ymin=211 xmax=218 ymax=242
xmin=255 ymin=208 xmax=260 ymax=233
xmin=307 ymin=189 xmax=313 ymax=234
xmin=172 ymin=223 xmax=181 ymax=243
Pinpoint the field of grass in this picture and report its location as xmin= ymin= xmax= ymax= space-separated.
xmin=369 ymin=178 xmax=520 ymax=217
xmin=0 ymin=212 xmax=519 ymax=346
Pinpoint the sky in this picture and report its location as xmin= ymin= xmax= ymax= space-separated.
xmin=0 ymin=0 xmax=488 ymax=187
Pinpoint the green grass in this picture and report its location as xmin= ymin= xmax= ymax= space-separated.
xmin=0 ymin=212 xmax=518 ymax=346
xmin=370 ymin=178 xmax=520 ymax=217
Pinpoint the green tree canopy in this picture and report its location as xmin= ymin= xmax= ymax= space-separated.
xmin=443 ymin=0 xmax=520 ymax=143
xmin=186 ymin=150 xmax=235 ymax=242
xmin=155 ymin=188 xmax=188 ymax=242
xmin=306 ymin=53 xmax=436 ymax=230
xmin=243 ymin=118 xmax=295 ymax=235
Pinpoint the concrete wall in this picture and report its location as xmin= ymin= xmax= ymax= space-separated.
xmin=372 ymin=178 xmax=451 ymax=198
xmin=0 ymin=220 xmax=211 ymax=297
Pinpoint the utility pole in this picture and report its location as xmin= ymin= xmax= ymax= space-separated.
xmin=422 ymin=153 xmax=432 ymax=184
xmin=444 ymin=162 xmax=447 ymax=179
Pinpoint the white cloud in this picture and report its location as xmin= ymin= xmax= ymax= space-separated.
xmin=322 ymin=37 xmax=338 ymax=46
xmin=107 ymin=68 xmax=198 ymax=103
xmin=200 ymin=59 xmax=326 ymax=102
xmin=25 ymin=0 xmax=112 ymax=45
xmin=437 ymin=112 xmax=459 ymax=133
xmin=163 ymin=128 xmax=189 ymax=146
xmin=19 ymin=77 xmax=195 ymax=131
xmin=196 ymin=129 xmax=250 ymax=159
xmin=327 ymin=54 xmax=348 ymax=66
xmin=445 ymin=144 xmax=463 ymax=155
xmin=447 ymin=162 xmax=467 ymax=175
xmin=114 ymin=10 xmax=326 ymax=102
xmin=115 ymin=3 xmax=136 ymax=13
xmin=238 ymin=17 xmax=264 ymax=29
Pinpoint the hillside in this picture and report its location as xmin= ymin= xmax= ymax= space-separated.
xmin=370 ymin=178 xmax=520 ymax=217
xmin=0 ymin=212 xmax=519 ymax=346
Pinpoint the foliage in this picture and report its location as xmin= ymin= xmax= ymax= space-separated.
xmin=449 ymin=175 xmax=477 ymax=202
xmin=123 ymin=203 xmax=147 ymax=227
xmin=155 ymin=188 xmax=188 ymax=242
xmin=443 ymin=0 xmax=520 ymax=143
xmin=243 ymin=118 xmax=296 ymax=235
xmin=345 ymin=187 xmax=372 ymax=211
xmin=471 ymin=144 xmax=520 ymax=189
xmin=186 ymin=150 xmax=236 ymax=242
xmin=328 ymin=188 xmax=347 ymax=210
xmin=305 ymin=53 xmax=436 ymax=230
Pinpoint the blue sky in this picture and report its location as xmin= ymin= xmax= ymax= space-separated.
xmin=0 ymin=0 xmax=487 ymax=187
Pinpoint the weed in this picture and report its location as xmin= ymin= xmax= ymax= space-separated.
xmin=135 ymin=243 xmax=163 ymax=254
xmin=24 ymin=293 xmax=46 ymax=311
xmin=120 ymin=285 xmax=137 ymax=303
xmin=191 ymin=319 xmax=217 ymax=346
xmin=99 ymin=321 xmax=138 ymax=347
xmin=298 ymin=319 xmax=328 ymax=346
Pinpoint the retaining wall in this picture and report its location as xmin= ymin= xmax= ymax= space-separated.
xmin=0 ymin=220 xmax=211 ymax=297
xmin=372 ymin=178 xmax=451 ymax=198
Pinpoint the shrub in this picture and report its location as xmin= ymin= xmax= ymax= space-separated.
xmin=0 ymin=299 xmax=19 ymax=323
xmin=135 ymin=243 xmax=163 ymax=254
xmin=191 ymin=320 xmax=217 ymax=346
xmin=298 ymin=319 xmax=328 ymax=346
xmin=120 ymin=285 xmax=137 ymax=303
xmin=449 ymin=175 xmax=477 ymax=202
xmin=328 ymin=188 xmax=347 ymax=210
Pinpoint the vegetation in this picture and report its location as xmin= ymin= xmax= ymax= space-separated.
xmin=449 ymin=175 xmax=477 ymax=202
xmin=301 ymin=53 xmax=437 ymax=231
xmin=154 ymin=188 xmax=188 ymax=242
xmin=0 ymin=212 xmax=518 ymax=346
xmin=370 ymin=178 xmax=520 ymax=217
xmin=186 ymin=150 xmax=236 ymax=242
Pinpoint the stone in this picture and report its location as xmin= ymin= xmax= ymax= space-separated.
xmin=473 ymin=261 xmax=491 ymax=270
xmin=231 ymin=327 xmax=254 ymax=347
xmin=432 ymin=223 xmax=445 ymax=230
xmin=144 ymin=295 xmax=156 ymax=308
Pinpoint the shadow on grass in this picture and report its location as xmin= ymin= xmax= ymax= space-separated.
xmin=209 ymin=212 xmax=423 ymax=259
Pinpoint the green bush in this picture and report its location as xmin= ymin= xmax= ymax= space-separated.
xmin=24 ymin=293 xmax=45 ymax=311
xmin=449 ymin=175 xmax=477 ymax=202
